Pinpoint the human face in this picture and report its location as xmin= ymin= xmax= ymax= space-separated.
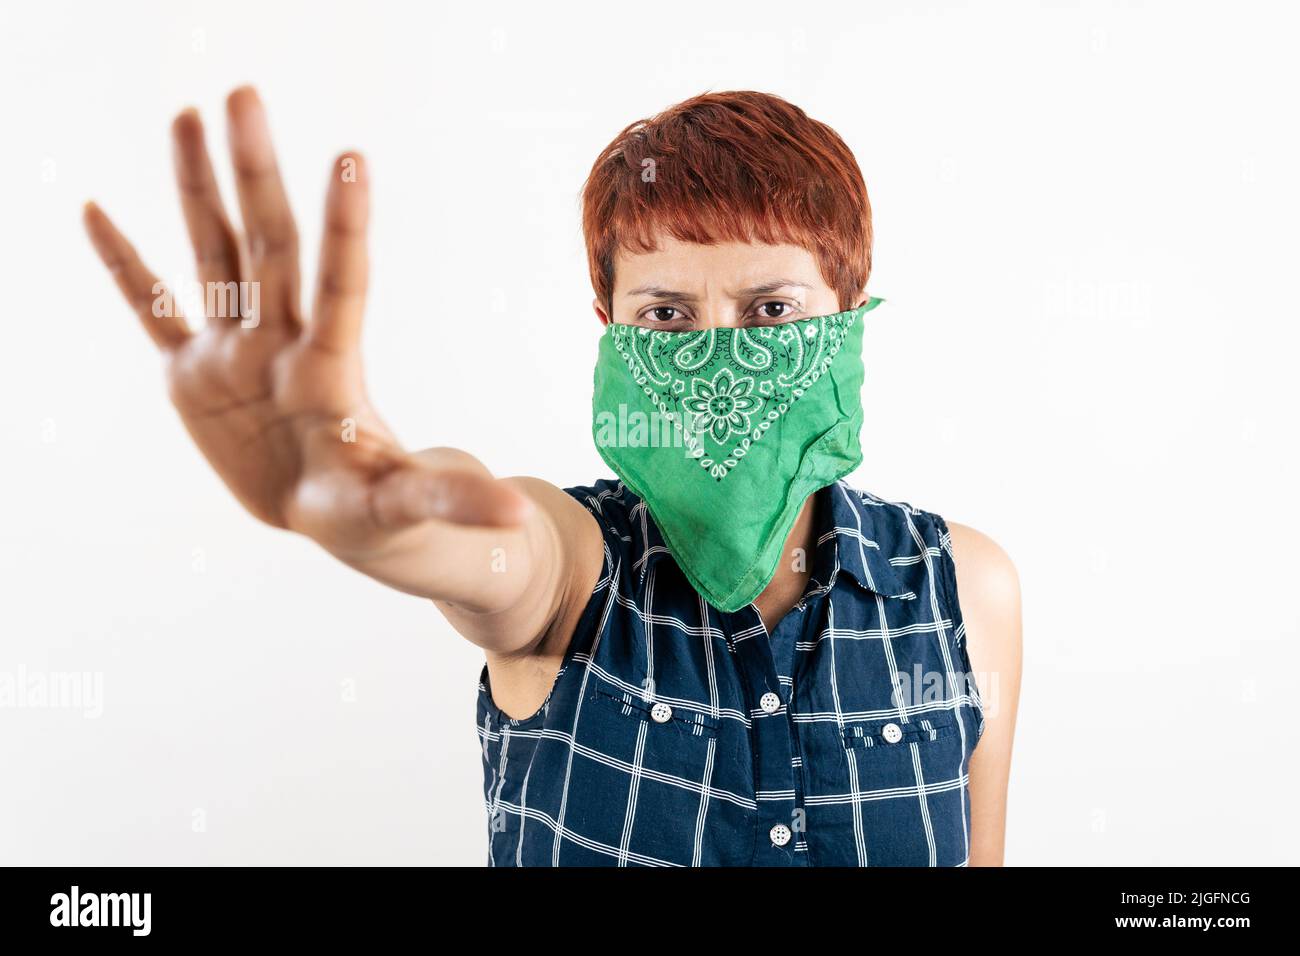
xmin=594 ymin=234 xmax=863 ymax=331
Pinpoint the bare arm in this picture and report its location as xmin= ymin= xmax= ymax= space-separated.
xmin=83 ymin=87 xmax=600 ymax=687
xmin=947 ymin=521 xmax=1023 ymax=867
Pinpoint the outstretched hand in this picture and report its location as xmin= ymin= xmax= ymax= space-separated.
xmin=83 ymin=87 xmax=533 ymax=571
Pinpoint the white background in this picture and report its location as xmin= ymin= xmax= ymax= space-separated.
xmin=1 ymin=0 xmax=1296 ymax=865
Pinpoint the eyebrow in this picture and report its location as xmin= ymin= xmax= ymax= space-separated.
xmin=623 ymin=279 xmax=812 ymax=300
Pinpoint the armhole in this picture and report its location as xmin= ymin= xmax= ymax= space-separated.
xmin=931 ymin=512 xmax=986 ymax=740
xmin=559 ymin=505 xmax=618 ymax=669
xmin=562 ymin=487 xmax=625 ymax=660
xmin=478 ymin=492 xmax=618 ymax=729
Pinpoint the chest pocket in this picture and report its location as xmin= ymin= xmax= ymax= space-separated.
xmin=561 ymin=673 xmax=755 ymax=866
xmin=576 ymin=675 xmax=722 ymax=793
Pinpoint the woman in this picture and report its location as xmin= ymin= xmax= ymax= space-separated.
xmin=84 ymin=86 xmax=1022 ymax=866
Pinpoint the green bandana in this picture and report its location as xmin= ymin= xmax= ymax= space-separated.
xmin=592 ymin=297 xmax=883 ymax=612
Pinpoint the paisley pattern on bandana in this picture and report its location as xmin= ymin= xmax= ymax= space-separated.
xmin=608 ymin=311 xmax=858 ymax=480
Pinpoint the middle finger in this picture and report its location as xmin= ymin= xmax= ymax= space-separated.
xmin=226 ymin=86 xmax=301 ymax=330
xmin=171 ymin=108 xmax=241 ymax=325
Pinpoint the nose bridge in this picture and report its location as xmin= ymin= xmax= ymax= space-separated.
xmin=697 ymin=291 xmax=743 ymax=329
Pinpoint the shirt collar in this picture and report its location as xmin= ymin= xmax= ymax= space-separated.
xmin=628 ymin=480 xmax=912 ymax=601
xmin=809 ymin=481 xmax=914 ymax=600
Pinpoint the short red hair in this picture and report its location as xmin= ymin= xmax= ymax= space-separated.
xmin=581 ymin=90 xmax=873 ymax=312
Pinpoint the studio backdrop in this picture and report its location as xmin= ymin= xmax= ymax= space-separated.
xmin=1 ymin=0 xmax=1296 ymax=865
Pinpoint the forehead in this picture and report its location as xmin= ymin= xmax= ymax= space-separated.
xmin=612 ymin=234 xmax=826 ymax=294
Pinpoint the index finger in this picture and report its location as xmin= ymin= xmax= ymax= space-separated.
xmin=309 ymin=152 xmax=370 ymax=352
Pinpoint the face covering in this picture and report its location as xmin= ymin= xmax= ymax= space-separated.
xmin=591 ymin=296 xmax=883 ymax=612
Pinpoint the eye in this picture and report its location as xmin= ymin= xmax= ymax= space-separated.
xmin=749 ymin=301 xmax=798 ymax=324
xmin=627 ymin=304 xmax=694 ymax=330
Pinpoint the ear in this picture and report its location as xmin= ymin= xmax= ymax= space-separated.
xmin=592 ymin=297 xmax=612 ymax=327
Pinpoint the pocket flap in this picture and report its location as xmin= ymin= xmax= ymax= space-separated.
xmin=589 ymin=678 xmax=721 ymax=738
xmin=841 ymin=710 xmax=958 ymax=751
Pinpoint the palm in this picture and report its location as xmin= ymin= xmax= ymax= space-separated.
xmin=165 ymin=324 xmax=381 ymax=534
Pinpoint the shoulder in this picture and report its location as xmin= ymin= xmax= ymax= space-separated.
xmin=562 ymin=476 xmax=631 ymax=515
xmin=944 ymin=521 xmax=1020 ymax=621
xmin=559 ymin=478 xmax=657 ymax=585
xmin=561 ymin=477 xmax=641 ymax=540
xmin=842 ymin=484 xmax=1020 ymax=624
xmin=942 ymin=520 xmax=1022 ymax=686
xmin=837 ymin=483 xmax=959 ymax=568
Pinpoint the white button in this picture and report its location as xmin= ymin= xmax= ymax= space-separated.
xmin=882 ymin=722 xmax=903 ymax=744
xmin=759 ymin=692 xmax=781 ymax=714
xmin=769 ymin=823 xmax=792 ymax=847
xmin=650 ymin=702 xmax=673 ymax=724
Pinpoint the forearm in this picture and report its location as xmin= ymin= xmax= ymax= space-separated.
xmin=309 ymin=451 xmax=595 ymax=656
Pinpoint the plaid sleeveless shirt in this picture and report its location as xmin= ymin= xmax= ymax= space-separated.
xmin=476 ymin=478 xmax=986 ymax=866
